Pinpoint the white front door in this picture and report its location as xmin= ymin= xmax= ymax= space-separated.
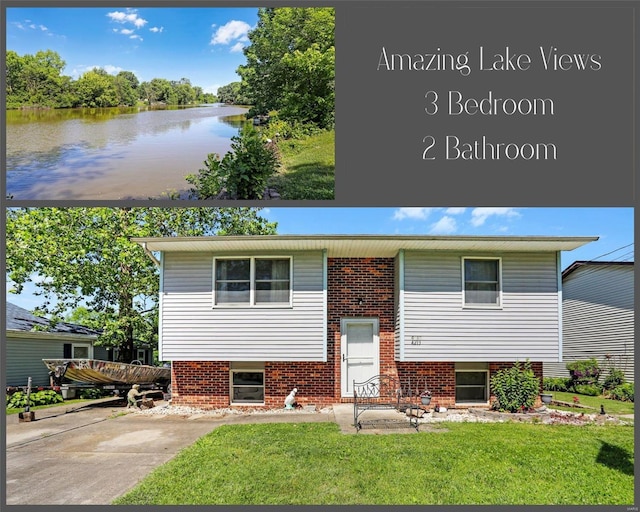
xmin=340 ymin=318 xmax=379 ymax=397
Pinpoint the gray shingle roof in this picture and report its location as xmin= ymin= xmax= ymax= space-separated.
xmin=6 ymin=302 xmax=101 ymax=336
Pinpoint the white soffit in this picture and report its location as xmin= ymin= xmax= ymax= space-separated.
xmin=134 ymin=235 xmax=598 ymax=257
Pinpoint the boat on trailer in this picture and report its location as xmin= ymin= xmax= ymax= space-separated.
xmin=43 ymin=358 xmax=171 ymax=387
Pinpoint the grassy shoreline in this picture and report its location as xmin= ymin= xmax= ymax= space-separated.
xmin=269 ymin=129 xmax=335 ymax=200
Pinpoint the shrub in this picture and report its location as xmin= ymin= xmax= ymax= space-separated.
xmin=6 ymin=390 xmax=63 ymax=409
xmin=566 ymin=358 xmax=601 ymax=389
xmin=186 ymin=124 xmax=280 ymax=200
xmin=79 ymin=388 xmax=108 ymax=400
xmin=603 ymin=368 xmax=625 ymax=390
xmin=490 ymin=360 xmax=540 ymax=413
xmin=543 ymin=377 xmax=570 ymax=392
xmin=609 ymin=383 xmax=634 ymax=402
xmin=574 ymin=384 xmax=602 ymax=396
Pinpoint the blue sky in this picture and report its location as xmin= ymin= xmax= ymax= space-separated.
xmin=7 ymin=207 xmax=633 ymax=314
xmin=6 ymin=7 xmax=259 ymax=93
xmin=262 ymin=207 xmax=633 ymax=267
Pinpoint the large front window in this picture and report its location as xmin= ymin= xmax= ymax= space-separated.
xmin=214 ymin=257 xmax=291 ymax=306
xmin=463 ymin=257 xmax=501 ymax=306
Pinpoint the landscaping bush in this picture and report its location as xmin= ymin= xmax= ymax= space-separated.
xmin=79 ymin=388 xmax=109 ymax=400
xmin=566 ymin=358 xmax=600 ymax=389
xmin=573 ymin=384 xmax=602 ymax=396
xmin=609 ymin=383 xmax=634 ymax=402
xmin=6 ymin=390 xmax=63 ymax=409
xmin=186 ymin=124 xmax=280 ymax=200
xmin=490 ymin=360 xmax=540 ymax=413
xmin=542 ymin=377 xmax=570 ymax=392
xmin=603 ymin=368 xmax=625 ymax=390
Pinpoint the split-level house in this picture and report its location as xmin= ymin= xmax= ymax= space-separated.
xmin=544 ymin=260 xmax=634 ymax=383
xmin=134 ymin=234 xmax=596 ymax=409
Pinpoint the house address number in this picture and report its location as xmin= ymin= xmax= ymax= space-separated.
xmin=410 ymin=336 xmax=422 ymax=346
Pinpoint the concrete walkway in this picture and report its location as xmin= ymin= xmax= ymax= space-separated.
xmin=5 ymin=401 xmax=336 ymax=505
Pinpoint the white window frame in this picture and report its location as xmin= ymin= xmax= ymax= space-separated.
xmin=455 ymin=368 xmax=489 ymax=405
xmin=461 ymin=257 xmax=502 ymax=308
xmin=213 ymin=256 xmax=293 ymax=308
xmin=229 ymin=364 xmax=265 ymax=405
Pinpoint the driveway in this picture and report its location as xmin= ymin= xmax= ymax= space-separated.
xmin=6 ymin=400 xmax=334 ymax=505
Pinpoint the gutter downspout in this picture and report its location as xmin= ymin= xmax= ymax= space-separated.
xmin=557 ymin=251 xmax=563 ymax=363
xmin=142 ymin=243 xmax=161 ymax=267
xmin=399 ymin=249 xmax=405 ymax=362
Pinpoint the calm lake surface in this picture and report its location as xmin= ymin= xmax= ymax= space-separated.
xmin=6 ymin=104 xmax=249 ymax=200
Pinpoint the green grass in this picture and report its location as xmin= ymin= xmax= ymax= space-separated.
xmin=6 ymin=398 xmax=94 ymax=415
xmin=269 ymin=129 xmax=335 ymax=199
xmin=113 ymin=422 xmax=633 ymax=505
xmin=547 ymin=391 xmax=634 ymax=416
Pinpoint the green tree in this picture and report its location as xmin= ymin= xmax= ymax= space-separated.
xmin=149 ymin=78 xmax=176 ymax=104
xmin=7 ymin=207 xmax=277 ymax=362
xmin=76 ymin=68 xmax=118 ymax=107
xmin=8 ymin=49 xmax=68 ymax=107
xmin=237 ymin=7 xmax=335 ymax=128
xmin=217 ymin=81 xmax=250 ymax=105
xmin=113 ymin=71 xmax=139 ymax=106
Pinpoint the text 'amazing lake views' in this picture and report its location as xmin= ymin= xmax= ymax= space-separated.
xmin=6 ymin=104 xmax=249 ymax=200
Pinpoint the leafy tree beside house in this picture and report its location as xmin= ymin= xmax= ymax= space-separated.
xmin=6 ymin=207 xmax=277 ymax=363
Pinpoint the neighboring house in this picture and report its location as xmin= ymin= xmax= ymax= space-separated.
xmin=5 ymin=302 xmax=101 ymax=387
xmin=134 ymin=234 xmax=596 ymax=409
xmin=544 ymin=261 xmax=634 ymax=383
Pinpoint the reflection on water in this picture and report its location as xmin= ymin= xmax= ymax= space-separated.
xmin=6 ymin=104 xmax=249 ymax=199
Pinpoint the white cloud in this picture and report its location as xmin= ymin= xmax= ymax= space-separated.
xmin=71 ymin=64 xmax=123 ymax=78
xmin=130 ymin=34 xmax=143 ymax=41
xmin=39 ymin=25 xmax=48 ymax=31
xmin=230 ymin=42 xmax=245 ymax=53
xmin=430 ymin=216 xmax=457 ymax=234
xmin=392 ymin=207 xmax=433 ymax=221
xmin=211 ymin=20 xmax=251 ymax=46
xmin=445 ymin=207 xmax=466 ymax=215
xmin=149 ymin=26 xmax=164 ymax=33
xmin=102 ymin=65 xmax=123 ymax=75
xmin=107 ymin=10 xmax=148 ymax=28
xmin=470 ymin=207 xmax=520 ymax=227
xmin=120 ymin=29 xmax=134 ymax=35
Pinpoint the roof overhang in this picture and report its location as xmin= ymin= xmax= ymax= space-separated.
xmin=7 ymin=330 xmax=98 ymax=342
xmin=133 ymin=235 xmax=598 ymax=258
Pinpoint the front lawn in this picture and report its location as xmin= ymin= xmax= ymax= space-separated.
xmin=6 ymin=398 xmax=94 ymax=415
xmin=547 ymin=391 xmax=634 ymax=416
xmin=114 ymin=422 xmax=633 ymax=505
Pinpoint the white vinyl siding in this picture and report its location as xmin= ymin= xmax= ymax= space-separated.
xmin=545 ymin=264 xmax=634 ymax=382
xmin=160 ymin=251 xmax=325 ymax=361
xmin=400 ymin=251 xmax=560 ymax=362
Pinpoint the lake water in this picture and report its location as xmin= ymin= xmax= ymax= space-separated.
xmin=6 ymin=104 xmax=249 ymax=200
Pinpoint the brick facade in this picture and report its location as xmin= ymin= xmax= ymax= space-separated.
xmin=170 ymin=257 xmax=545 ymax=409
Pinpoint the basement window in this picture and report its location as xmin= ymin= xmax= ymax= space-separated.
xmin=455 ymin=363 xmax=489 ymax=404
